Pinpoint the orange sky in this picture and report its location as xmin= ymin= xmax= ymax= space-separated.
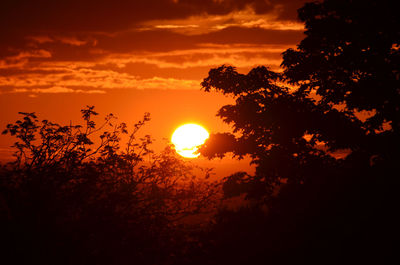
xmin=0 ymin=0 xmax=308 ymax=176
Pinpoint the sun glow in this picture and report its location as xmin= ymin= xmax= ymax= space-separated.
xmin=171 ymin=123 xmax=209 ymax=158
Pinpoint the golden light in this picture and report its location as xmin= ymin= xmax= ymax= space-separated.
xmin=171 ymin=123 xmax=209 ymax=158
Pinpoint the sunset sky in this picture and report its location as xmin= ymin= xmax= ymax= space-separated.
xmin=0 ymin=0 xmax=307 ymax=173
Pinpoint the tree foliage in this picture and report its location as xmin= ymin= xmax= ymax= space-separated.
xmin=283 ymin=0 xmax=399 ymax=133
xmin=200 ymin=0 xmax=399 ymax=201
xmin=200 ymin=64 xmax=363 ymax=201
xmin=196 ymin=0 xmax=399 ymax=263
xmin=282 ymin=0 xmax=400 ymax=163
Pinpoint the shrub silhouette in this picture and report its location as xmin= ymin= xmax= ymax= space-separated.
xmin=0 ymin=106 xmax=218 ymax=265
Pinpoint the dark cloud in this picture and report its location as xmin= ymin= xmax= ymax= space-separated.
xmin=0 ymin=68 xmax=65 ymax=77
xmin=265 ymin=0 xmax=307 ymax=20
xmin=0 ymin=0 xmax=307 ymax=35
xmin=0 ymin=0 xmax=308 ymax=94
xmin=95 ymin=27 xmax=304 ymax=53
xmin=196 ymin=27 xmax=304 ymax=45
xmin=0 ymin=26 xmax=303 ymax=64
xmin=0 ymin=0 xmax=307 ymax=59
xmin=1 ymin=0 xmax=274 ymax=33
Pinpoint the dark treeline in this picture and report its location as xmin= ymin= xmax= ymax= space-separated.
xmin=1 ymin=0 xmax=398 ymax=264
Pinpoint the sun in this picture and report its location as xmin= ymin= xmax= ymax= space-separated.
xmin=171 ymin=123 xmax=209 ymax=158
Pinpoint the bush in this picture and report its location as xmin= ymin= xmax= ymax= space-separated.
xmin=0 ymin=106 xmax=218 ymax=265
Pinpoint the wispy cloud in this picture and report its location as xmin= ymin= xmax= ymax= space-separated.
xmin=0 ymin=49 xmax=52 ymax=69
xmin=142 ymin=7 xmax=304 ymax=35
xmin=4 ymin=68 xmax=201 ymax=94
xmin=0 ymin=42 xmax=291 ymax=95
xmin=12 ymin=86 xmax=106 ymax=94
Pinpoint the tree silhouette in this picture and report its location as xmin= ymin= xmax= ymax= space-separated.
xmin=0 ymin=106 xmax=219 ymax=265
xmin=197 ymin=0 xmax=399 ymax=263
xmin=282 ymin=0 xmax=400 ymax=164
xmin=200 ymin=0 xmax=399 ymax=204
xmin=200 ymin=64 xmax=365 ymax=202
xmin=284 ymin=0 xmax=399 ymax=134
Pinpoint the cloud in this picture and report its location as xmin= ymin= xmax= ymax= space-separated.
xmin=27 ymin=35 xmax=91 ymax=46
xmin=0 ymin=49 xmax=52 ymax=69
xmin=2 ymin=64 xmax=201 ymax=93
xmin=0 ymin=25 xmax=302 ymax=66
xmin=0 ymin=1 xmax=307 ymax=56
xmin=0 ymin=0 xmax=304 ymax=35
xmin=102 ymin=43 xmax=291 ymax=67
xmin=0 ymin=40 xmax=294 ymax=96
xmin=12 ymin=86 xmax=106 ymax=94
xmin=0 ymin=0 xmax=308 ymax=95
xmin=142 ymin=6 xmax=304 ymax=35
xmin=0 ymin=41 xmax=291 ymax=95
